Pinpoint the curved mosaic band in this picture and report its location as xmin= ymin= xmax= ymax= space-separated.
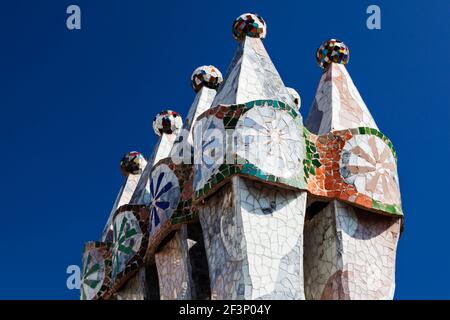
xmin=110 ymin=204 xmax=149 ymax=292
xmin=80 ymin=241 xmax=112 ymax=300
xmin=193 ymin=99 xmax=306 ymax=201
xmin=144 ymin=159 xmax=196 ymax=257
xmin=304 ymin=127 xmax=403 ymax=217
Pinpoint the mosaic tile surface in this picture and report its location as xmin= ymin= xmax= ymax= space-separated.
xmin=193 ymin=112 xmax=225 ymax=192
xmin=152 ymin=110 xmax=183 ymax=136
xmin=141 ymin=73 xmax=221 ymax=294
xmin=81 ymin=13 xmax=405 ymax=301
xmin=173 ymin=88 xmax=216 ymax=153
xmin=232 ymin=13 xmax=267 ymax=40
xmin=304 ymin=200 xmax=400 ymax=299
xmin=191 ymin=65 xmax=223 ymax=92
xmin=199 ymin=176 xmax=306 ymax=299
xmin=110 ymin=205 xmax=149 ymax=290
xmin=129 ymin=120 xmax=179 ymax=206
xmin=198 ymin=182 xmax=245 ymax=300
xmin=120 ymin=151 xmax=147 ymax=176
xmin=80 ymin=241 xmax=112 ymax=300
xmin=155 ymin=225 xmax=193 ymax=300
xmin=340 ymin=134 xmax=400 ymax=206
xmin=235 ymin=104 xmax=303 ymax=179
xmin=306 ymin=63 xmax=378 ymax=135
xmin=316 ymin=39 xmax=349 ymax=69
xmin=115 ymin=268 xmax=147 ymax=300
xmin=193 ymin=99 xmax=306 ymax=201
xmin=286 ymin=87 xmax=301 ymax=109
xmin=146 ymin=164 xmax=180 ymax=236
xmin=211 ymin=36 xmax=297 ymax=109
xmin=304 ymin=127 xmax=402 ymax=216
xmin=102 ymin=152 xmax=147 ymax=242
xmin=144 ymin=160 xmax=196 ymax=255
xmin=143 ymin=158 xmax=198 ymax=301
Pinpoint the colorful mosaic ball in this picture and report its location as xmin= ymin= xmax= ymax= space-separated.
xmin=287 ymin=87 xmax=301 ymax=109
xmin=191 ymin=65 xmax=223 ymax=92
xmin=152 ymin=110 xmax=183 ymax=136
xmin=316 ymin=39 xmax=350 ymax=69
xmin=120 ymin=151 xmax=146 ymax=175
xmin=232 ymin=13 xmax=267 ymax=41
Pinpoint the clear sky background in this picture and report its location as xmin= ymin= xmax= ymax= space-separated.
xmin=0 ymin=0 xmax=448 ymax=299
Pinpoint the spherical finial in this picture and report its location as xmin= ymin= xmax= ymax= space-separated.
xmin=287 ymin=87 xmax=301 ymax=109
xmin=120 ymin=151 xmax=146 ymax=175
xmin=152 ymin=110 xmax=183 ymax=136
xmin=191 ymin=66 xmax=223 ymax=92
xmin=316 ymin=39 xmax=350 ymax=69
xmin=232 ymin=13 xmax=267 ymax=41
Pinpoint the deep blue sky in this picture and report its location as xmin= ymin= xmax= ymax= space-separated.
xmin=0 ymin=0 xmax=448 ymax=299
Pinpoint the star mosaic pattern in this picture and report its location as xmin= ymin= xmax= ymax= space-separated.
xmin=152 ymin=110 xmax=183 ymax=136
xmin=119 ymin=151 xmax=146 ymax=175
xmin=316 ymin=39 xmax=349 ymax=69
xmin=191 ymin=65 xmax=223 ymax=92
xmin=232 ymin=13 xmax=266 ymax=41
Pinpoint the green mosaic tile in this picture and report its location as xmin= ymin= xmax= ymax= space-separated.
xmin=216 ymin=173 xmax=225 ymax=183
xmin=372 ymin=199 xmax=403 ymax=217
xmin=273 ymin=100 xmax=279 ymax=108
xmin=227 ymin=117 xmax=239 ymax=128
xmin=223 ymin=116 xmax=232 ymax=125
xmin=312 ymin=159 xmax=322 ymax=168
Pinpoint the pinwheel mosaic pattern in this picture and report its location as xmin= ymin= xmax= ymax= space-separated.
xmin=80 ymin=243 xmax=109 ymax=300
xmin=193 ymin=115 xmax=225 ymax=192
xmin=193 ymin=100 xmax=305 ymax=200
xmin=111 ymin=211 xmax=143 ymax=281
xmin=147 ymin=164 xmax=180 ymax=236
xmin=235 ymin=104 xmax=303 ymax=179
xmin=340 ymin=134 xmax=400 ymax=206
xmin=304 ymin=127 xmax=402 ymax=216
